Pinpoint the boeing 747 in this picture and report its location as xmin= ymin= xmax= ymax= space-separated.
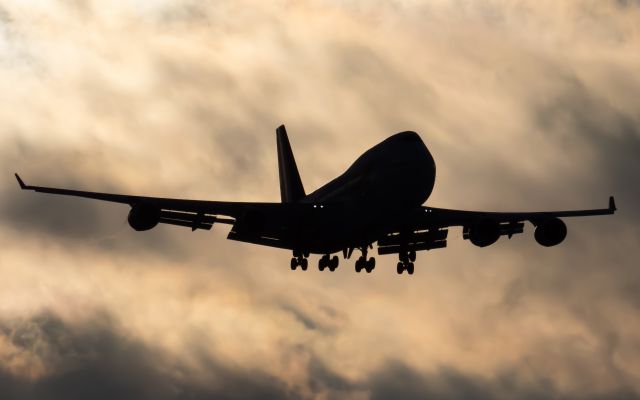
xmin=15 ymin=126 xmax=616 ymax=274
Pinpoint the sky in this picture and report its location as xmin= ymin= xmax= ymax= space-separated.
xmin=0 ymin=0 xmax=639 ymax=399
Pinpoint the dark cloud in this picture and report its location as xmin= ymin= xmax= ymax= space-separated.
xmin=6 ymin=312 xmax=637 ymax=400
xmin=0 ymin=137 xmax=126 ymax=239
xmin=0 ymin=178 xmax=191 ymax=262
xmin=280 ymin=304 xmax=320 ymax=331
xmin=368 ymin=361 xmax=639 ymax=400
xmin=615 ymin=0 xmax=640 ymax=9
xmin=0 ymin=311 xmax=295 ymax=400
xmin=307 ymin=356 xmax=355 ymax=394
xmin=0 ymin=312 xmax=640 ymax=400
xmin=531 ymin=74 xmax=640 ymax=221
xmin=0 ymin=137 xmax=245 ymax=263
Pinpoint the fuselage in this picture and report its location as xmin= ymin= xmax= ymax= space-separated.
xmin=278 ymin=132 xmax=436 ymax=253
xmin=303 ymin=131 xmax=435 ymax=208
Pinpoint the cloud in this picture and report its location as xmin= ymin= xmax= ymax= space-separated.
xmin=0 ymin=0 xmax=639 ymax=399
xmin=530 ymin=74 xmax=640 ymax=220
xmin=0 ymin=311 xmax=295 ymax=400
xmin=3 ymin=312 xmax=638 ymax=400
xmin=367 ymin=360 xmax=640 ymax=400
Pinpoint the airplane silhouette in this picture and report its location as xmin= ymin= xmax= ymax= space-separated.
xmin=15 ymin=125 xmax=616 ymax=274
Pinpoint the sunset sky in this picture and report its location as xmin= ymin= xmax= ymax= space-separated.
xmin=1 ymin=1 xmax=639 ymax=399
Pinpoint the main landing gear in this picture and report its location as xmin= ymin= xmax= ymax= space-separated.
xmin=290 ymin=248 xmax=375 ymax=273
xmin=319 ymin=254 xmax=339 ymax=271
xmin=290 ymin=250 xmax=309 ymax=271
xmin=354 ymin=246 xmax=375 ymax=273
xmin=396 ymin=250 xmax=416 ymax=275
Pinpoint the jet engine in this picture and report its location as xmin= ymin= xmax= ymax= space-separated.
xmin=534 ymin=217 xmax=567 ymax=247
xmin=468 ymin=219 xmax=501 ymax=247
xmin=128 ymin=204 xmax=160 ymax=231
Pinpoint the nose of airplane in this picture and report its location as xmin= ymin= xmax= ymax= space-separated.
xmin=390 ymin=131 xmax=421 ymax=143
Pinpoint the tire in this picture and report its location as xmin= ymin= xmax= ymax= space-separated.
xmin=301 ymin=259 xmax=308 ymax=271
xmin=331 ymin=256 xmax=339 ymax=269
xmin=365 ymin=259 xmax=375 ymax=273
xmin=396 ymin=262 xmax=403 ymax=274
xmin=407 ymin=263 xmax=414 ymax=275
xmin=290 ymin=258 xmax=297 ymax=270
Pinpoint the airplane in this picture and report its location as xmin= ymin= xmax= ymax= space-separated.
xmin=15 ymin=125 xmax=616 ymax=275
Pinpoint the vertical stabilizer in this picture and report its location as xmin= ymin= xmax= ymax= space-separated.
xmin=276 ymin=125 xmax=306 ymax=203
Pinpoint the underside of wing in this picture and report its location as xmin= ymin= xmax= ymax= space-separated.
xmin=15 ymin=173 xmax=285 ymax=235
xmin=375 ymin=197 xmax=616 ymax=256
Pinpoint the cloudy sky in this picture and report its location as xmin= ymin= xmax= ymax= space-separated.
xmin=0 ymin=0 xmax=639 ymax=399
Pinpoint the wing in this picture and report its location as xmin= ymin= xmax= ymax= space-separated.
xmin=377 ymin=197 xmax=616 ymax=255
xmin=423 ymin=196 xmax=616 ymax=226
xmin=14 ymin=173 xmax=279 ymax=231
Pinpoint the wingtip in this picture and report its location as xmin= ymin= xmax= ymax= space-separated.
xmin=609 ymin=196 xmax=617 ymax=212
xmin=15 ymin=173 xmax=26 ymax=189
xmin=276 ymin=124 xmax=286 ymax=134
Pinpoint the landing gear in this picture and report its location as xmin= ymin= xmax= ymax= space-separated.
xmin=319 ymin=254 xmax=339 ymax=271
xmin=290 ymin=250 xmax=309 ymax=271
xmin=354 ymin=246 xmax=375 ymax=273
xmin=355 ymin=257 xmax=375 ymax=273
xmin=396 ymin=251 xmax=415 ymax=275
xmin=396 ymin=261 xmax=414 ymax=274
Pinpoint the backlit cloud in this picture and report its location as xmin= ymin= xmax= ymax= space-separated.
xmin=0 ymin=1 xmax=639 ymax=399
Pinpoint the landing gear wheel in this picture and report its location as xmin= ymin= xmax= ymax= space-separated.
xmin=396 ymin=262 xmax=404 ymax=274
xmin=292 ymin=250 xmax=309 ymax=271
xmin=330 ymin=256 xmax=339 ymax=271
xmin=365 ymin=257 xmax=376 ymax=273
xmin=355 ymin=245 xmax=373 ymax=274
xmin=407 ymin=262 xmax=414 ymax=275
xmin=409 ymin=251 xmax=416 ymax=262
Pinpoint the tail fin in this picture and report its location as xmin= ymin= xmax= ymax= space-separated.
xmin=276 ymin=125 xmax=305 ymax=203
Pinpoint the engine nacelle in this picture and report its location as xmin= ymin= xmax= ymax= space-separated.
xmin=128 ymin=204 xmax=160 ymax=231
xmin=534 ymin=218 xmax=567 ymax=247
xmin=468 ymin=219 xmax=501 ymax=247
